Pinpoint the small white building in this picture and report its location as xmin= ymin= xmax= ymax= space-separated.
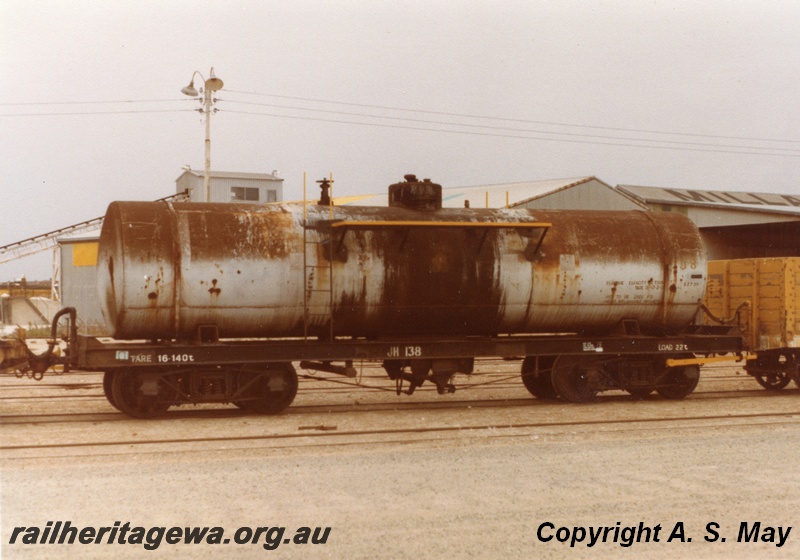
xmin=176 ymin=168 xmax=284 ymax=204
xmin=59 ymin=234 xmax=105 ymax=333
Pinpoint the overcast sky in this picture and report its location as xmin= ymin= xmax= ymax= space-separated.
xmin=2 ymin=1 xmax=799 ymax=280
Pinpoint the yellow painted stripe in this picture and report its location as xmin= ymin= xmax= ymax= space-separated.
xmin=665 ymin=354 xmax=757 ymax=367
xmin=332 ymin=194 xmax=377 ymax=205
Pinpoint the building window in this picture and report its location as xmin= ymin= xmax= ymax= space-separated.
xmin=231 ymin=187 xmax=260 ymax=201
xmin=266 ymin=190 xmax=277 ymax=202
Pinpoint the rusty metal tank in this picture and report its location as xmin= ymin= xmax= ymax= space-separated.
xmin=96 ymin=177 xmax=707 ymax=340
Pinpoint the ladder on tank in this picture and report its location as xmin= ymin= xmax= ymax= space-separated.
xmin=302 ymin=176 xmax=335 ymax=341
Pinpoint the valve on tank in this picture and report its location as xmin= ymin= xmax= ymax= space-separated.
xmin=316 ymin=177 xmax=333 ymax=206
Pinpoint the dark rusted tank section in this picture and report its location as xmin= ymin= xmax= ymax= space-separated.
xmin=388 ymin=174 xmax=442 ymax=210
xmin=96 ymin=176 xmax=707 ymax=340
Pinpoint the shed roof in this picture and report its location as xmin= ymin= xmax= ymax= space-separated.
xmin=617 ymin=185 xmax=800 ymax=218
xmin=176 ymin=169 xmax=282 ymax=182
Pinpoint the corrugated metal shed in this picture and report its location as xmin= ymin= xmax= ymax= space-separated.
xmin=176 ymin=168 xmax=284 ymax=203
xmin=59 ymin=233 xmax=105 ymax=334
xmin=508 ymin=177 xmax=646 ymax=211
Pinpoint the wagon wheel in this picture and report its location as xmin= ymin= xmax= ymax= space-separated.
xmin=747 ymin=353 xmax=795 ymax=391
xmin=521 ymin=356 xmax=559 ymax=400
xmin=656 ymin=364 xmax=700 ymax=399
xmin=235 ymin=363 xmax=298 ymax=414
xmin=111 ymin=369 xmax=176 ymax=419
xmin=551 ymin=355 xmax=604 ymax=403
xmin=753 ymin=371 xmax=792 ymax=391
xmin=102 ymin=371 xmax=121 ymax=411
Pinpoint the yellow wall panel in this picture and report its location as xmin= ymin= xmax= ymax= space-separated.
xmin=72 ymin=242 xmax=99 ymax=267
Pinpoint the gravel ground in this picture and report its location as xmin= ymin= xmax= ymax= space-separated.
xmin=2 ymin=364 xmax=800 ymax=559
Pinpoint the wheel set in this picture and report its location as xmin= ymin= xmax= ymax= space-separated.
xmin=745 ymin=352 xmax=799 ymax=391
xmin=520 ymin=354 xmax=700 ymax=403
xmin=102 ymin=363 xmax=298 ymax=419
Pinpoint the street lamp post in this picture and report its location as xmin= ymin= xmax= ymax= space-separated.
xmin=181 ymin=67 xmax=224 ymax=202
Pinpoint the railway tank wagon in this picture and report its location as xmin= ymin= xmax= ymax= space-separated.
xmin=82 ymin=174 xmax=733 ymax=417
xmin=97 ymin=176 xmax=706 ymax=340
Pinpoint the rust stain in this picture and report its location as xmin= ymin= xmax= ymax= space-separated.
xmin=208 ymin=278 xmax=221 ymax=296
xmin=186 ymin=207 xmax=298 ymax=261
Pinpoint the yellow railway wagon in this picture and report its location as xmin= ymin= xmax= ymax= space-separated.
xmin=705 ymin=257 xmax=800 ymax=390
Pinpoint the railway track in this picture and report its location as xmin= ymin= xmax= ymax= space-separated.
xmin=4 ymin=407 xmax=799 ymax=451
xmin=0 ymin=383 xmax=793 ymax=424
xmin=4 ymin=414 xmax=799 ymax=466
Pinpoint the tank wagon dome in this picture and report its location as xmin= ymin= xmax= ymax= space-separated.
xmin=97 ymin=176 xmax=707 ymax=341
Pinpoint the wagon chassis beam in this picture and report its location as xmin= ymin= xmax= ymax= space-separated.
xmin=71 ymin=331 xmax=743 ymax=372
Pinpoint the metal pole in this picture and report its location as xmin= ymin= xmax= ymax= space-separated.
xmin=181 ymin=68 xmax=222 ymax=203
xmin=51 ymin=247 xmax=61 ymax=302
xmin=204 ymin=87 xmax=212 ymax=202
xmin=329 ymin=171 xmax=334 ymax=220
